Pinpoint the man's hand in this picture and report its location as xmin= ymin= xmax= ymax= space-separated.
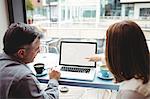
xmin=49 ymin=70 xmax=61 ymax=80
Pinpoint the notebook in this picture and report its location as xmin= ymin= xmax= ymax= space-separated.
xmin=59 ymin=41 xmax=97 ymax=81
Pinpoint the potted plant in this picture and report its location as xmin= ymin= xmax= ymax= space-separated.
xmin=26 ymin=0 xmax=34 ymax=24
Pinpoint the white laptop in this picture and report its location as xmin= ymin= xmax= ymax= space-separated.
xmin=59 ymin=41 xmax=97 ymax=81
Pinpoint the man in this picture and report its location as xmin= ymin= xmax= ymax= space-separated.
xmin=0 ymin=23 xmax=60 ymax=99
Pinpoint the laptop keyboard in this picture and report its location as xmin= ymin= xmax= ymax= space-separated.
xmin=61 ymin=67 xmax=90 ymax=73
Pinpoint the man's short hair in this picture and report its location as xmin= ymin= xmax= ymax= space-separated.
xmin=3 ymin=22 xmax=43 ymax=54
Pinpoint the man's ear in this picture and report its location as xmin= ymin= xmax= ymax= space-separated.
xmin=17 ymin=49 xmax=26 ymax=58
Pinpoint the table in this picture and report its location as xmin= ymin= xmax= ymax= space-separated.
xmin=28 ymin=53 xmax=119 ymax=90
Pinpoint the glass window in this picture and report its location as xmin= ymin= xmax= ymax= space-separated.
xmin=25 ymin=0 xmax=150 ymax=54
xmin=46 ymin=0 xmax=58 ymax=4
xmin=68 ymin=9 xmax=70 ymax=19
xmin=83 ymin=10 xmax=96 ymax=18
xmin=61 ymin=7 xmax=65 ymax=21
xmin=125 ymin=4 xmax=134 ymax=17
xmin=140 ymin=8 xmax=150 ymax=17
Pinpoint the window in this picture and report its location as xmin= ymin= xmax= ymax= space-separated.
xmin=61 ymin=7 xmax=65 ymax=21
xmin=22 ymin=0 xmax=150 ymax=53
xmin=140 ymin=8 xmax=150 ymax=17
xmin=46 ymin=0 xmax=58 ymax=4
xmin=83 ymin=10 xmax=96 ymax=18
xmin=125 ymin=4 xmax=134 ymax=17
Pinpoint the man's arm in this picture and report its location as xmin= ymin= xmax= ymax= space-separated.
xmin=11 ymin=74 xmax=59 ymax=99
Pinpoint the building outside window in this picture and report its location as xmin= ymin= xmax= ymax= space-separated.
xmin=140 ymin=8 xmax=150 ymax=17
xmin=125 ymin=4 xmax=134 ymax=17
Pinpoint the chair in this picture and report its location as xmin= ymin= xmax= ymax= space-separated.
xmin=40 ymin=38 xmax=52 ymax=53
xmin=97 ymin=38 xmax=105 ymax=54
xmin=47 ymin=38 xmax=61 ymax=54
xmin=117 ymin=90 xmax=146 ymax=99
xmin=40 ymin=43 xmax=49 ymax=53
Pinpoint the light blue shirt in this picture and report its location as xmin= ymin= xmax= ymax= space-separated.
xmin=0 ymin=53 xmax=59 ymax=99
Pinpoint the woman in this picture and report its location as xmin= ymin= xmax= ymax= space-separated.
xmin=87 ymin=20 xmax=150 ymax=98
xmin=105 ymin=20 xmax=150 ymax=98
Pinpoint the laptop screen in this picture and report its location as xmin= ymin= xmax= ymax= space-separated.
xmin=59 ymin=41 xmax=97 ymax=67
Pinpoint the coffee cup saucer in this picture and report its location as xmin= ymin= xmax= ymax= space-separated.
xmin=97 ymin=71 xmax=114 ymax=80
xmin=36 ymin=70 xmax=47 ymax=77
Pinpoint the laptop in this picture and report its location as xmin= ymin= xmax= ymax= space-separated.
xmin=59 ymin=41 xmax=97 ymax=81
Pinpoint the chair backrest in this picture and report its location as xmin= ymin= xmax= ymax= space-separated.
xmin=146 ymin=95 xmax=150 ymax=99
xmin=97 ymin=38 xmax=105 ymax=53
xmin=47 ymin=38 xmax=61 ymax=54
xmin=40 ymin=44 xmax=49 ymax=53
xmin=117 ymin=90 xmax=146 ymax=99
